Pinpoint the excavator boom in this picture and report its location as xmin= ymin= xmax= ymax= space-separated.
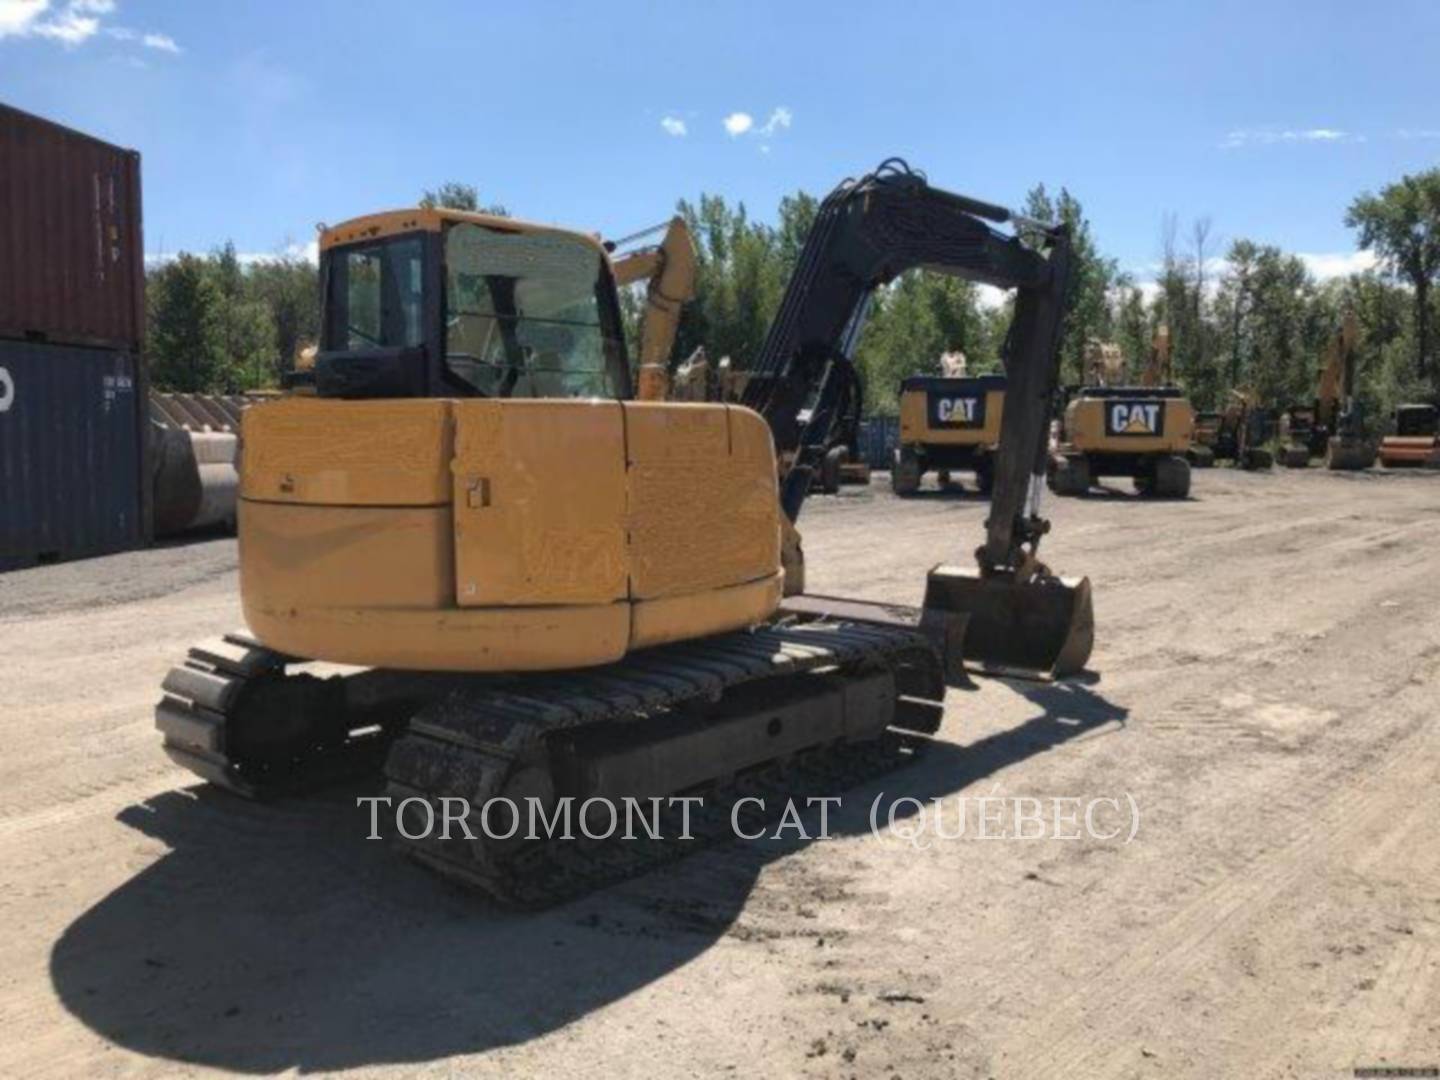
xmin=736 ymin=159 xmax=1091 ymax=677
xmin=608 ymin=216 xmax=697 ymax=399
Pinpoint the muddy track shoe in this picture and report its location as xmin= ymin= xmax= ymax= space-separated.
xmin=382 ymin=620 xmax=944 ymax=907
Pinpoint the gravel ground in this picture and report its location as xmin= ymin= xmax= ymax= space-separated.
xmin=1 ymin=465 xmax=1438 ymax=1078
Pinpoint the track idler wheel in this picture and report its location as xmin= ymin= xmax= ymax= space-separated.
xmin=226 ymin=673 xmax=348 ymax=768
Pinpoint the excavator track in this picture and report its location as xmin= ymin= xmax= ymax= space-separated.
xmin=384 ymin=619 xmax=943 ymax=906
xmin=158 ymin=619 xmax=944 ymax=905
xmin=156 ymin=632 xmax=447 ymax=799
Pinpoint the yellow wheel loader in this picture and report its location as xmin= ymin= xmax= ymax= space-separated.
xmin=156 ymin=161 xmax=1093 ymax=904
xmin=891 ymin=373 xmax=1005 ymax=496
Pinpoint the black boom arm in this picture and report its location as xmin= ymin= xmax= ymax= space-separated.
xmin=740 ymin=160 xmax=1071 ymax=559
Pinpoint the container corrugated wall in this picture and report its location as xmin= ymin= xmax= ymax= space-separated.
xmin=858 ymin=416 xmax=899 ymax=470
xmin=0 ymin=341 xmax=145 ymax=568
xmin=0 ymin=104 xmax=150 ymax=567
xmin=0 ymin=103 xmax=145 ymax=349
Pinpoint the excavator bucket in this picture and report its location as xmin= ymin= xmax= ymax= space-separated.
xmin=1324 ymin=437 xmax=1376 ymax=471
xmin=921 ymin=564 xmax=1094 ymax=681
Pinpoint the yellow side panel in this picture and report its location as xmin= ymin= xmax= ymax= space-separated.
xmin=1066 ymin=398 xmax=1195 ymax=453
xmin=240 ymin=499 xmax=629 ymax=671
xmin=242 ymin=398 xmax=453 ymax=506
xmin=899 ymin=389 xmax=925 ymax=443
xmin=452 ymin=399 xmax=628 ymax=606
xmin=899 ymin=388 xmax=1003 ymax=447
xmin=632 ymin=572 xmax=784 ymax=650
xmin=624 ymin=402 xmax=781 ymax=601
xmin=246 ymin=599 xmax=630 ymax=672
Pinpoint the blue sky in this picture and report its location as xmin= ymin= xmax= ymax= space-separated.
xmin=3 ymin=0 xmax=1437 ymax=285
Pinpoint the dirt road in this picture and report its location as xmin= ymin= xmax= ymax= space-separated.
xmin=2 ymin=467 xmax=1438 ymax=1078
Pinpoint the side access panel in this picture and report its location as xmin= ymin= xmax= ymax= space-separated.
xmin=451 ymin=399 xmax=628 ymax=607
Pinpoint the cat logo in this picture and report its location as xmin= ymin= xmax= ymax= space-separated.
xmin=1105 ymin=400 xmax=1164 ymax=437
xmin=927 ymin=392 xmax=986 ymax=429
xmin=0 ymin=366 xmax=13 ymax=414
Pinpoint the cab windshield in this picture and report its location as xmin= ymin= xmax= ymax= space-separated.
xmin=444 ymin=222 xmax=621 ymax=398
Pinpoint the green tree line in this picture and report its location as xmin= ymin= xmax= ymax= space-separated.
xmin=146 ymin=171 xmax=1440 ymax=430
xmin=146 ymin=243 xmax=317 ymax=393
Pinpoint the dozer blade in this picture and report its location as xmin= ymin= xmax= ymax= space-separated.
xmin=921 ymin=564 xmax=1094 ymax=681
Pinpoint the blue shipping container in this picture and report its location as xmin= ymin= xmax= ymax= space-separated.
xmin=858 ymin=416 xmax=900 ymax=470
xmin=0 ymin=340 xmax=144 ymax=569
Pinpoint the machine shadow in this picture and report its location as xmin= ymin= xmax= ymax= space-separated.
xmin=895 ymin=485 xmax=992 ymax=502
xmin=50 ymin=683 xmax=1125 ymax=1074
xmin=1071 ymin=483 xmax=1199 ymax=503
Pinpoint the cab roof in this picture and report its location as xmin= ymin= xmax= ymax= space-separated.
xmin=318 ymin=208 xmax=609 ymax=260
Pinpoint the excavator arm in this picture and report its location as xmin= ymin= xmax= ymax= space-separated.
xmin=608 ymin=216 xmax=697 ymax=399
xmin=747 ymin=159 xmax=1090 ymax=677
xmin=741 ymin=160 xmax=1070 ymax=564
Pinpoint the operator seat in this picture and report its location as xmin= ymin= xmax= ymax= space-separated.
xmin=510 ymin=350 xmax=568 ymax=398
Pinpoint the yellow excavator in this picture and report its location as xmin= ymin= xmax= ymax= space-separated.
xmin=1050 ymin=327 xmax=1196 ymax=497
xmin=1278 ymin=312 xmax=1374 ymax=470
xmin=156 ymin=161 xmax=1093 ymax=903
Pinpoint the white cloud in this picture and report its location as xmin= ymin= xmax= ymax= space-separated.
xmin=1394 ymin=128 xmax=1440 ymax=141
xmin=0 ymin=0 xmax=50 ymax=38
xmin=1220 ymin=127 xmax=1361 ymax=149
xmin=31 ymin=6 xmax=97 ymax=44
xmin=724 ymin=106 xmax=793 ymax=149
xmin=659 ymin=115 xmax=687 ymax=137
xmin=146 ymin=238 xmax=320 ymax=269
xmin=723 ymin=111 xmax=753 ymax=137
xmin=1 ymin=0 xmax=179 ymax=53
xmin=757 ymin=106 xmax=792 ymax=137
xmin=975 ymin=283 xmax=1008 ymax=310
xmin=1297 ymin=250 xmax=1378 ymax=279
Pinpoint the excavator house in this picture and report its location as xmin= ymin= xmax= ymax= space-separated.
xmin=156 ymin=162 xmax=1093 ymax=903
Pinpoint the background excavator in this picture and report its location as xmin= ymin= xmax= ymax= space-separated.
xmin=155 ymin=160 xmax=1091 ymax=904
xmin=1278 ymin=312 xmax=1375 ymax=470
xmin=1050 ymin=326 xmax=1196 ymax=498
xmin=890 ymin=369 xmax=1006 ymax=496
xmin=1209 ymin=388 xmax=1275 ymax=470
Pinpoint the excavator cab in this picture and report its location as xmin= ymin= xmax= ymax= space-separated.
xmin=314 ymin=210 xmax=631 ymax=402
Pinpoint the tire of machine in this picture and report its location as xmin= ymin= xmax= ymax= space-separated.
xmin=974 ymin=455 xmax=995 ymax=496
xmin=1244 ymin=447 xmax=1274 ymax=471
xmin=1048 ymin=454 xmax=1090 ymax=496
xmin=1281 ymin=445 xmax=1311 ymax=468
xmin=819 ymin=445 xmax=846 ymax=494
xmin=1150 ymin=454 xmax=1191 ymax=498
xmin=892 ymin=447 xmax=922 ymax=496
